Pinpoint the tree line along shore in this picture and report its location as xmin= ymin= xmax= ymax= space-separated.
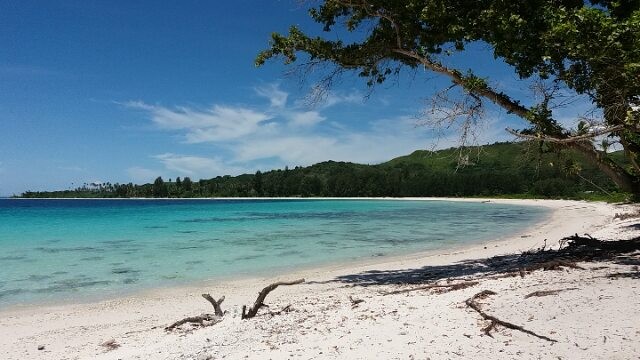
xmin=19 ymin=142 xmax=628 ymax=201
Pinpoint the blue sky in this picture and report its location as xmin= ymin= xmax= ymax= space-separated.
xmin=0 ymin=1 xmax=589 ymax=195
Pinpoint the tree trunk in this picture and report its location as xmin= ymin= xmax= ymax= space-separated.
xmin=566 ymin=141 xmax=639 ymax=197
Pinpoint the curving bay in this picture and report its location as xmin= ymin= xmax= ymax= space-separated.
xmin=0 ymin=199 xmax=547 ymax=307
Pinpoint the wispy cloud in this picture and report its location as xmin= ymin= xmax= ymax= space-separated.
xmin=288 ymin=111 xmax=326 ymax=127
xmin=295 ymin=88 xmax=364 ymax=109
xmin=127 ymin=166 xmax=160 ymax=183
xmin=254 ymin=83 xmax=289 ymax=109
xmin=154 ymin=153 xmax=245 ymax=177
xmin=124 ymin=101 xmax=273 ymax=143
xmin=124 ymin=83 xmax=502 ymax=180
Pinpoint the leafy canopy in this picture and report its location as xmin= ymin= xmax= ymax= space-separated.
xmin=257 ymin=1 xmax=639 ymax=113
xmin=257 ymin=0 xmax=640 ymax=194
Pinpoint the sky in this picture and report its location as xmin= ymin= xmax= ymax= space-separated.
xmin=0 ymin=1 xmax=590 ymax=196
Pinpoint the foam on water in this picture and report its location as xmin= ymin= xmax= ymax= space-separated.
xmin=0 ymin=199 xmax=547 ymax=307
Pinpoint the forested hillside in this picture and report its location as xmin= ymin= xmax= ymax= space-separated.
xmin=20 ymin=142 xmax=627 ymax=200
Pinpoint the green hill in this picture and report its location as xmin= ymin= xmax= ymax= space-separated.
xmin=20 ymin=142 xmax=627 ymax=200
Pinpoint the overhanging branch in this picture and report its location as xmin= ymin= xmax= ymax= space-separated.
xmin=505 ymin=125 xmax=624 ymax=144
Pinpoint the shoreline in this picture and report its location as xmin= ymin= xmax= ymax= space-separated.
xmin=1 ymin=198 xmax=638 ymax=359
xmin=0 ymin=197 xmax=550 ymax=312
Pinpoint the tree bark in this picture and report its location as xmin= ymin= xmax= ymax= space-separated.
xmin=566 ymin=141 xmax=639 ymax=197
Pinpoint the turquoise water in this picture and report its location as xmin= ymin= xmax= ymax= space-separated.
xmin=0 ymin=199 xmax=547 ymax=307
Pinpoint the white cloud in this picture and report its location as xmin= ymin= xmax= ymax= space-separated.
xmin=295 ymin=88 xmax=364 ymax=109
xmin=125 ymin=101 xmax=272 ymax=142
xmin=154 ymin=153 xmax=245 ymax=177
xmin=125 ymin=83 xmax=510 ymax=181
xmin=255 ymin=84 xmax=289 ymax=109
xmin=288 ymin=111 xmax=326 ymax=127
xmin=323 ymin=90 xmax=363 ymax=108
xmin=127 ymin=166 xmax=160 ymax=183
xmin=234 ymin=136 xmax=337 ymax=164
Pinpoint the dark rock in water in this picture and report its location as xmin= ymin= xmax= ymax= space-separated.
xmin=36 ymin=278 xmax=112 ymax=293
xmin=233 ymin=254 xmax=263 ymax=261
xmin=26 ymin=274 xmax=53 ymax=282
xmin=0 ymin=288 xmax=26 ymax=299
xmin=101 ymin=239 xmax=134 ymax=246
xmin=112 ymin=267 xmax=141 ymax=275
xmin=185 ymin=260 xmax=204 ymax=265
xmin=80 ymin=256 xmax=103 ymax=262
xmin=278 ymin=250 xmax=303 ymax=257
xmin=0 ymin=255 xmax=26 ymax=261
xmin=35 ymin=246 xmax=100 ymax=254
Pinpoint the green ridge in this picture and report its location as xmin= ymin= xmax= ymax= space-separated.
xmin=20 ymin=142 xmax=628 ymax=201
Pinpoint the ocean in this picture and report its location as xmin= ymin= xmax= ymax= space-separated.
xmin=0 ymin=199 xmax=547 ymax=307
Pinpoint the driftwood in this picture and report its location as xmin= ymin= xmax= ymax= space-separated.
xmin=165 ymin=293 xmax=225 ymax=331
xmin=465 ymin=290 xmax=557 ymax=342
xmin=100 ymin=339 xmax=120 ymax=351
xmin=383 ymin=281 xmax=479 ymax=295
xmin=558 ymin=234 xmax=640 ymax=255
xmin=269 ymin=304 xmax=293 ymax=316
xmin=242 ymin=279 xmax=305 ymax=319
xmin=524 ymin=288 xmax=579 ymax=299
xmin=202 ymin=294 xmax=225 ymax=317
xmin=349 ymin=296 xmax=365 ymax=308
xmin=165 ymin=314 xmax=221 ymax=331
xmin=606 ymin=271 xmax=640 ymax=279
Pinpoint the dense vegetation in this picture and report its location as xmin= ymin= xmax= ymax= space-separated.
xmin=256 ymin=0 xmax=640 ymax=196
xmin=20 ymin=142 xmax=627 ymax=200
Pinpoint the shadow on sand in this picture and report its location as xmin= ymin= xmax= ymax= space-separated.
xmin=326 ymin=235 xmax=640 ymax=287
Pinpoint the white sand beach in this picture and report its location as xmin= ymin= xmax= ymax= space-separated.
xmin=1 ymin=198 xmax=639 ymax=359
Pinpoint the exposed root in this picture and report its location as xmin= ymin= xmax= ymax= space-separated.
xmin=165 ymin=293 xmax=225 ymax=331
xmin=383 ymin=281 xmax=479 ymax=295
xmin=465 ymin=290 xmax=557 ymax=343
xmin=529 ymin=260 xmax=585 ymax=271
xmin=524 ymin=288 xmax=579 ymax=299
xmin=165 ymin=314 xmax=221 ymax=331
xmin=269 ymin=304 xmax=293 ymax=316
xmin=606 ymin=272 xmax=640 ymax=279
xmin=201 ymin=294 xmax=225 ymax=317
xmin=242 ymin=279 xmax=305 ymax=319
xmin=100 ymin=339 xmax=120 ymax=351
xmin=614 ymin=211 xmax=640 ymax=220
xmin=349 ymin=296 xmax=365 ymax=308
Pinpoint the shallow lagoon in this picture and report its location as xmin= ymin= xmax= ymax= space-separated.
xmin=0 ymin=199 xmax=547 ymax=307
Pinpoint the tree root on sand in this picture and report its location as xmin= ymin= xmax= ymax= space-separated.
xmin=242 ymin=279 xmax=305 ymax=319
xmin=524 ymin=288 xmax=579 ymax=299
xmin=383 ymin=280 xmax=479 ymax=295
xmin=165 ymin=294 xmax=225 ymax=331
xmin=465 ymin=290 xmax=557 ymax=342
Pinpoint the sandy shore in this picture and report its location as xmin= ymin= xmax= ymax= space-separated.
xmin=1 ymin=198 xmax=639 ymax=359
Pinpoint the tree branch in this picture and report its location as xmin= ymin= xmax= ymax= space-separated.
xmin=391 ymin=48 xmax=532 ymax=119
xmin=201 ymin=294 xmax=225 ymax=317
xmin=505 ymin=125 xmax=624 ymax=144
xmin=242 ymin=279 xmax=305 ymax=319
